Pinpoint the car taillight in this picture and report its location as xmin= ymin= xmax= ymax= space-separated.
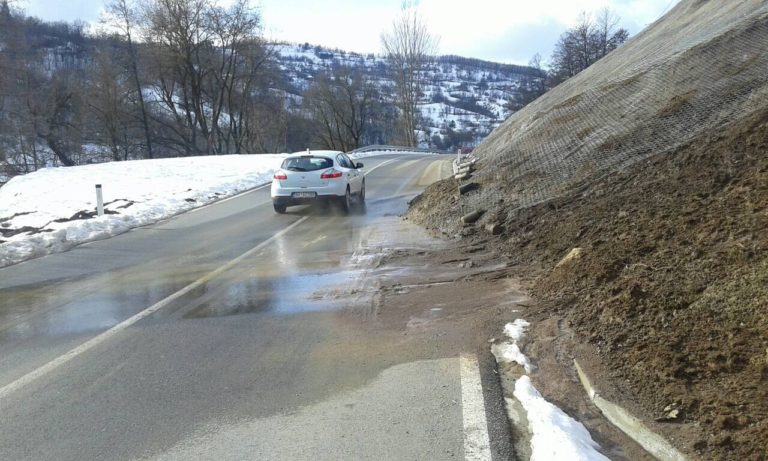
xmin=273 ymin=170 xmax=287 ymax=180
xmin=320 ymin=169 xmax=343 ymax=179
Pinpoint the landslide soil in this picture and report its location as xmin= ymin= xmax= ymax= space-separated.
xmin=408 ymin=108 xmax=768 ymax=460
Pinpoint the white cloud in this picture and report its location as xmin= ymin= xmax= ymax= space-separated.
xmin=418 ymin=0 xmax=678 ymax=62
xmin=260 ymin=0 xmax=678 ymax=63
xmin=20 ymin=0 xmax=680 ymax=64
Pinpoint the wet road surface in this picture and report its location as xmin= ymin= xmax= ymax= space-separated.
xmin=0 ymin=155 xmax=512 ymax=460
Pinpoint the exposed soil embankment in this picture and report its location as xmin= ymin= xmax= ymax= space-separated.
xmin=409 ymin=108 xmax=768 ymax=459
xmin=510 ymin=108 xmax=768 ymax=460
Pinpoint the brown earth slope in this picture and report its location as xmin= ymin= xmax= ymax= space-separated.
xmin=508 ymin=107 xmax=767 ymax=460
xmin=409 ymin=96 xmax=768 ymax=461
xmin=407 ymin=0 xmax=768 ymax=459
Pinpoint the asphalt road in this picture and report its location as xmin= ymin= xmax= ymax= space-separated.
xmin=0 ymin=154 xmax=512 ymax=460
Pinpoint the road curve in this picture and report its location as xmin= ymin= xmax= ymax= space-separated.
xmin=0 ymin=154 xmax=512 ymax=460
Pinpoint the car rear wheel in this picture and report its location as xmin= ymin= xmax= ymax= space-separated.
xmin=358 ymin=181 xmax=365 ymax=204
xmin=273 ymin=203 xmax=287 ymax=214
xmin=338 ymin=188 xmax=351 ymax=214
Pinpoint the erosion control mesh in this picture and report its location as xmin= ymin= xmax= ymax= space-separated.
xmin=459 ymin=0 xmax=768 ymax=218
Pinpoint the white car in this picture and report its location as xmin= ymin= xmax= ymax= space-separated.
xmin=271 ymin=150 xmax=365 ymax=214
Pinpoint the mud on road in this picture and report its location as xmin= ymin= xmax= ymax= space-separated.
xmin=348 ymin=222 xmax=659 ymax=460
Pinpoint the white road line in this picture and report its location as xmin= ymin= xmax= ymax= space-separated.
xmin=460 ymin=353 xmax=493 ymax=461
xmin=362 ymin=158 xmax=399 ymax=176
xmin=0 ymin=216 xmax=309 ymax=401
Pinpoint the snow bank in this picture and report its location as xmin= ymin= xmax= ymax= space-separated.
xmin=493 ymin=318 xmax=610 ymax=460
xmin=493 ymin=318 xmax=534 ymax=372
xmin=515 ymin=376 xmax=610 ymax=461
xmin=0 ymin=155 xmax=286 ymax=267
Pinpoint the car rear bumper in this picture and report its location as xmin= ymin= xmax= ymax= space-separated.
xmin=272 ymin=195 xmax=341 ymax=207
xmin=271 ymin=180 xmax=347 ymax=203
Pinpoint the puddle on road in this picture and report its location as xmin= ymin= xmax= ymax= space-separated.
xmin=0 ymin=192 xmax=447 ymax=340
xmin=181 ymin=269 xmax=361 ymax=319
xmin=170 ymin=201 xmax=445 ymax=321
xmin=0 ymin=263 xmax=205 ymax=341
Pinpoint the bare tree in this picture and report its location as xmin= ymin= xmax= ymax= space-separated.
xmin=304 ymin=67 xmax=378 ymax=151
xmin=573 ymin=12 xmax=595 ymax=71
xmin=143 ymin=0 xmax=210 ymax=155
xmin=39 ymin=71 xmax=83 ymax=166
xmin=381 ymin=1 xmax=438 ymax=147
xmin=550 ymin=9 xmax=629 ymax=84
xmin=205 ymin=0 xmax=268 ymax=154
xmin=103 ymin=0 xmax=154 ymax=158
xmin=142 ymin=0 xmax=270 ymax=155
xmin=507 ymin=53 xmax=548 ymax=112
xmin=595 ymin=8 xmax=630 ymax=57
xmin=88 ymin=44 xmax=135 ymax=161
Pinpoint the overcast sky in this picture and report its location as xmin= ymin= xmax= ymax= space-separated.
xmin=21 ymin=0 xmax=680 ymax=65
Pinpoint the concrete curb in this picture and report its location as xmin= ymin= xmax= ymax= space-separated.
xmin=573 ymin=360 xmax=688 ymax=461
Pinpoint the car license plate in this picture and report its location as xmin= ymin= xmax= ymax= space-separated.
xmin=292 ymin=192 xmax=317 ymax=198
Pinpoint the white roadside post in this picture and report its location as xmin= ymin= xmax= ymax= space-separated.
xmin=457 ymin=148 xmax=462 ymax=164
xmin=95 ymin=184 xmax=104 ymax=217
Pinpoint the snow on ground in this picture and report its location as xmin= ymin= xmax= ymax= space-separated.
xmin=0 ymin=150 xmax=433 ymax=268
xmin=0 ymin=155 xmax=286 ymax=268
xmin=515 ymin=376 xmax=610 ymax=461
xmin=504 ymin=318 xmax=531 ymax=341
xmin=493 ymin=318 xmax=610 ymax=460
xmin=492 ymin=341 xmax=534 ymax=373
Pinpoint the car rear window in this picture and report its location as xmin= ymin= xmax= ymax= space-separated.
xmin=281 ymin=156 xmax=333 ymax=172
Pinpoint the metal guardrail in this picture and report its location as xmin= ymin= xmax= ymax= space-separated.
xmin=349 ymin=145 xmax=454 ymax=155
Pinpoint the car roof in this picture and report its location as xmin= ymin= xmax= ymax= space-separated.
xmin=286 ymin=150 xmax=344 ymax=158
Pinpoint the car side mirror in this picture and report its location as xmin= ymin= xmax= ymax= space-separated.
xmin=356 ymin=162 xmax=364 ymax=169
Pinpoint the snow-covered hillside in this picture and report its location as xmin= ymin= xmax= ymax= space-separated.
xmin=275 ymin=43 xmax=542 ymax=148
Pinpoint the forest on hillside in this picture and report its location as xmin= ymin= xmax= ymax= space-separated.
xmin=0 ymin=0 xmax=626 ymax=183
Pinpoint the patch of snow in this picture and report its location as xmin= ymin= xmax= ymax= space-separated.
xmin=514 ymin=376 xmax=610 ymax=461
xmin=493 ymin=317 xmax=611 ymax=460
xmin=492 ymin=342 xmax=534 ymax=373
xmin=504 ymin=319 xmax=531 ymax=341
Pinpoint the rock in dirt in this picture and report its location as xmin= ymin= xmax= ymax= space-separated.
xmin=555 ymin=248 xmax=583 ymax=268
xmin=461 ymin=209 xmax=485 ymax=224
xmin=484 ymin=223 xmax=502 ymax=235
xmin=458 ymin=183 xmax=479 ymax=195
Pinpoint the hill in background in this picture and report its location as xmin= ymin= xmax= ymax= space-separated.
xmin=275 ymin=43 xmax=542 ymax=149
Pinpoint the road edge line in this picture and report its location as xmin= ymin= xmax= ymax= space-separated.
xmin=0 ymin=216 xmax=309 ymax=401
xmin=460 ymin=353 xmax=493 ymax=461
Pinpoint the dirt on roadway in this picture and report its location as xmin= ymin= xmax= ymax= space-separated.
xmin=352 ymin=229 xmax=659 ymax=460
